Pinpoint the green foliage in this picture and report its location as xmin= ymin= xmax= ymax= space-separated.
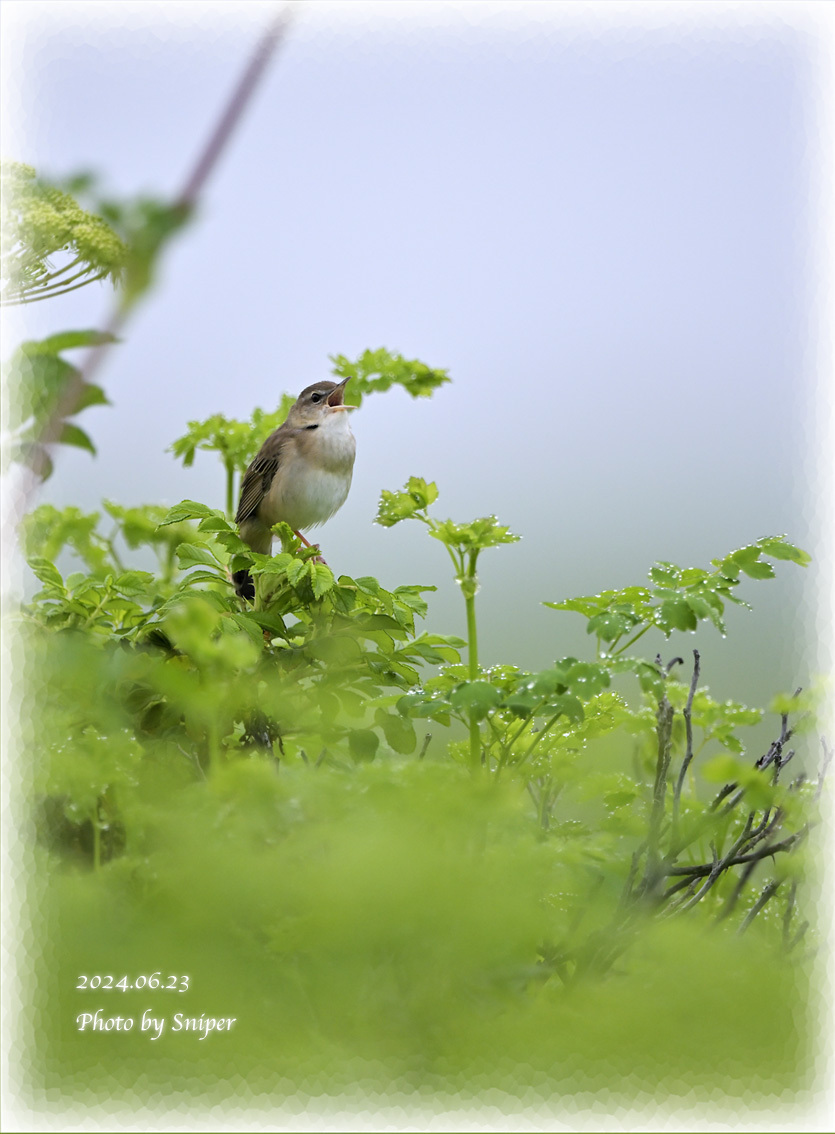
xmin=376 ymin=476 xmax=521 ymax=766
xmin=168 ymin=350 xmax=450 ymax=516
xmin=169 ymin=402 xmax=293 ymax=515
xmin=1 ymin=161 xmax=127 ymax=305
xmin=2 ymin=168 xmax=194 ymax=487
xmin=3 ymin=330 xmax=116 ymax=480
xmin=545 ymin=535 xmax=810 ymax=654
xmin=329 ymin=346 xmax=450 ymax=406
xmin=12 ymin=354 xmax=823 ymax=1106
xmin=56 ymin=171 xmax=193 ymax=310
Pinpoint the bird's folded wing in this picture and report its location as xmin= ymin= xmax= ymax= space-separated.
xmin=236 ymin=447 xmax=280 ymax=524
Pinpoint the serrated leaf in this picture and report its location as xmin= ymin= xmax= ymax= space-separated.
xmin=226 ymin=613 xmax=267 ymax=648
xmin=544 ymin=596 xmax=602 ymax=616
xmin=285 ymin=558 xmax=311 ymax=587
xmin=586 ymin=611 xmax=633 ymax=642
xmin=657 ymin=598 xmax=698 ymax=633
xmin=566 ymin=661 xmax=610 ymax=699
xmin=28 ymin=557 xmax=64 ymax=589
xmin=114 ymin=570 xmax=155 ymax=595
xmin=450 ymin=680 xmax=502 ymax=721
xmin=178 ymin=570 xmax=229 ymax=587
xmin=310 ymin=564 xmax=335 ymax=598
xmin=158 ymin=500 xmax=217 ymax=526
xmin=176 ymin=543 xmax=220 ymax=570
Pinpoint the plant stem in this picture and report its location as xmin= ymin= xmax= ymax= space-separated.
xmin=613 ymin=623 xmax=651 ymax=656
xmin=91 ymin=809 xmax=101 ymax=872
xmin=225 ymin=458 xmax=236 ymax=517
xmin=3 ymin=271 xmax=108 ymax=306
xmin=641 ymin=687 xmax=674 ymax=896
xmin=464 ymin=554 xmax=480 ymax=769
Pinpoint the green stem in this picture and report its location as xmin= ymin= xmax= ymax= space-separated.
xmin=519 ymin=711 xmax=563 ymax=767
xmin=613 ymin=622 xmax=651 ymax=657
xmin=208 ymin=715 xmax=221 ymax=769
xmin=82 ymin=584 xmax=112 ymax=629
xmin=465 ymin=591 xmax=480 ymax=768
xmin=225 ymin=459 xmax=236 ymax=518
xmin=91 ymin=808 xmax=101 ymax=872
xmin=105 ymin=529 xmax=127 ymax=574
xmin=38 ymin=255 xmax=84 ymax=284
xmin=2 ymin=270 xmax=108 ymax=306
xmin=462 ymin=549 xmax=481 ymax=770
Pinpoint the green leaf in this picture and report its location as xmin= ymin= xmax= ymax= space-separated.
xmin=450 ymin=681 xmax=502 ymax=721
xmin=756 ymin=536 xmax=811 ymax=566
xmin=544 ymin=596 xmax=602 ymax=616
xmin=565 ymin=661 xmax=610 ymax=699
xmin=429 ymin=515 xmax=520 ymax=553
xmin=20 ymin=329 xmax=118 ymax=354
xmin=176 ymin=543 xmax=220 ymax=570
xmin=310 ymin=564 xmax=336 ymax=599
xmin=375 ymin=478 xmax=438 ymax=526
xmin=348 ymin=729 xmax=380 ymax=763
xmin=58 ymin=422 xmax=96 ymax=454
xmin=177 ymin=570 xmax=229 ymax=588
xmin=586 ymin=611 xmax=634 ymax=642
xmin=375 ymin=710 xmax=417 ymax=754
xmin=114 ymin=570 xmax=155 ymax=595
xmin=28 ymin=556 xmax=64 ymax=590
xmin=74 ymin=382 xmax=110 ymax=412
xmin=226 ymin=613 xmax=267 ymax=649
xmin=649 ymin=563 xmax=680 ymax=587
xmin=656 ymin=598 xmax=698 ymax=633
xmin=329 ymin=347 xmax=450 ymax=407
xmin=158 ymin=500 xmax=217 ymax=526
xmin=739 ymin=559 xmax=775 ymax=580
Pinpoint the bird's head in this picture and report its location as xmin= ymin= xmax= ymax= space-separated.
xmin=286 ymin=377 xmax=355 ymax=429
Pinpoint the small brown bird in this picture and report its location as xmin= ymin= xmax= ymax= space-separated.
xmin=233 ymin=377 xmax=356 ymax=600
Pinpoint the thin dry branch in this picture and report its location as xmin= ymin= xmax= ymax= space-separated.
xmin=12 ymin=3 xmax=296 ymax=497
xmin=672 ymin=648 xmax=700 ymax=836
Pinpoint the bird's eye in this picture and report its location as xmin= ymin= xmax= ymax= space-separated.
xmin=310 ymin=393 xmax=322 ymax=404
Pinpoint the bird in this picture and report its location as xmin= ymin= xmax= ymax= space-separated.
xmin=233 ymin=377 xmax=356 ymax=601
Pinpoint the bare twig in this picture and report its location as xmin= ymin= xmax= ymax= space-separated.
xmin=619 ymin=846 xmax=645 ymax=909
xmin=716 ymin=857 xmax=758 ymax=921
xmin=672 ymin=649 xmax=700 ymax=838
xmin=738 ymin=879 xmax=781 ymax=934
xmin=711 ymin=694 xmax=799 ymax=812
xmin=666 ymin=829 xmax=804 ymax=878
xmin=12 ymin=3 xmax=296 ymax=496
xmin=788 ymin=919 xmax=810 ymax=952
xmin=640 ymin=673 xmax=675 ymax=896
xmin=782 ymin=879 xmax=798 ymax=946
xmin=815 ymin=736 xmax=833 ymax=801
xmin=675 ymin=816 xmax=755 ymax=913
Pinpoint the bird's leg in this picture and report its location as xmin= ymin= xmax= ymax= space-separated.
xmin=294 ymin=530 xmax=326 ymax=565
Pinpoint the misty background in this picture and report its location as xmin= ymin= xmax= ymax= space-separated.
xmin=2 ymin=1 xmax=830 ymax=717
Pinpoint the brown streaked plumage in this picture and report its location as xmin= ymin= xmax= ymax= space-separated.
xmin=234 ymin=378 xmax=356 ymax=600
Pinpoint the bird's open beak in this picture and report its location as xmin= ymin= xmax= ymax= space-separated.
xmin=326 ymin=376 xmax=355 ymax=409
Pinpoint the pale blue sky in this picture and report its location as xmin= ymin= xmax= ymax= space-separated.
xmin=2 ymin=1 xmax=830 ymax=707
